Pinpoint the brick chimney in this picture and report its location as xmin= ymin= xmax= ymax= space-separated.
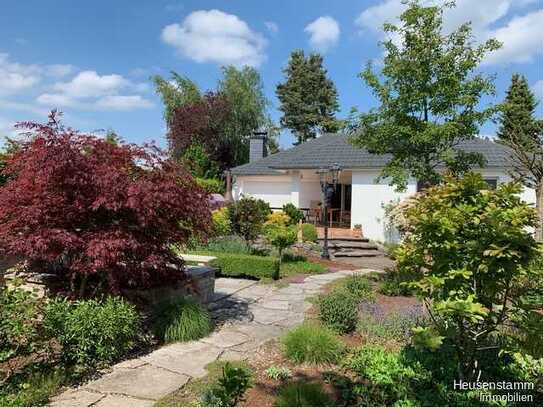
xmin=249 ymin=130 xmax=268 ymax=162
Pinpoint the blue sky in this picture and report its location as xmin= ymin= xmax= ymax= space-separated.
xmin=1 ymin=0 xmax=543 ymax=149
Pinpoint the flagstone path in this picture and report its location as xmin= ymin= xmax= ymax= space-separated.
xmin=49 ymin=269 xmax=377 ymax=407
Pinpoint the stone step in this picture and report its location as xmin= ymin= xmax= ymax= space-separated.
xmin=331 ymin=250 xmax=382 ymax=258
xmin=318 ymin=237 xmax=370 ymax=244
xmin=326 ymin=241 xmax=380 ymax=250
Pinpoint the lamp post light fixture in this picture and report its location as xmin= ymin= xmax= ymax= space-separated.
xmin=318 ymin=163 xmax=342 ymax=259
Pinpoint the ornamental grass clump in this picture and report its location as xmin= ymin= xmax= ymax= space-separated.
xmin=275 ymin=382 xmax=334 ymax=407
xmin=282 ymin=323 xmax=343 ymax=365
xmin=152 ymin=297 xmax=212 ymax=343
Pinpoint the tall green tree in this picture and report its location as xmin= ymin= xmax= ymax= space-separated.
xmin=276 ymin=50 xmax=339 ymax=144
xmin=153 ymin=72 xmax=201 ymax=126
xmin=349 ymin=1 xmax=500 ymax=190
xmin=219 ymin=66 xmax=275 ymax=165
xmin=497 ymin=74 xmax=543 ymax=239
xmin=155 ymin=67 xmax=275 ymax=168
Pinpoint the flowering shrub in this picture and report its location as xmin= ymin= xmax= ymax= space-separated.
xmin=0 ymin=113 xmax=211 ymax=296
xmin=211 ymin=208 xmax=232 ymax=237
xmin=264 ymin=212 xmax=291 ymax=228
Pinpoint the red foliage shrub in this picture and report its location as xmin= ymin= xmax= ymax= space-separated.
xmin=168 ymin=92 xmax=233 ymax=170
xmin=0 ymin=112 xmax=211 ymax=296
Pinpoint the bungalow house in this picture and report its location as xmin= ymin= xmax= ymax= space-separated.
xmin=230 ymin=134 xmax=535 ymax=243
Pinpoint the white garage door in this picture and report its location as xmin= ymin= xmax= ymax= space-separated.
xmin=243 ymin=181 xmax=291 ymax=209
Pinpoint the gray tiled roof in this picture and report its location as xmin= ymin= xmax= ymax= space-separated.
xmin=231 ymin=134 xmax=511 ymax=176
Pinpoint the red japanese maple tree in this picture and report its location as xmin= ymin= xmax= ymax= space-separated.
xmin=168 ymin=92 xmax=233 ymax=170
xmin=0 ymin=112 xmax=211 ymax=296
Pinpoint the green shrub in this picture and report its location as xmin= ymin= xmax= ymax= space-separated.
xmin=208 ymin=252 xmax=279 ymax=279
xmin=44 ymin=296 xmax=140 ymax=367
xmin=0 ymin=285 xmax=45 ymax=363
xmin=343 ymin=345 xmax=429 ymax=405
xmin=265 ymin=225 xmax=298 ymax=279
xmin=378 ymin=268 xmax=417 ymax=297
xmin=196 ymin=177 xmax=225 ymax=194
xmin=211 ymin=208 xmax=231 ymax=237
xmin=181 ymin=143 xmax=220 ymax=179
xmin=228 ymin=197 xmax=271 ymax=243
xmin=340 ymin=275 xmax=374 ymax=301
xmin=282 ymin=203 xmax=304 ymax=225
xmin=265 ymin=366 xmax=292 ymax=381
xmin=398 ymin=174 xmax=540 ymax=379
xmin=282 ymin=323 xmax=343 ymax=364
xmin=264 ymin=211 xmax=291 ymax=228
xmin=275 ymin=382 xmax=334 ymax=407
xmin=300 ymin=223 xmax=318 ymax=242
xmin=318 ymin=290 xmax=359 ymax=334
xmin=198 ymin=362 xmax=252 ymax=407
xmin=198 ymin=236 xmax=251 ymax=255
xmin=152 ymin=297 xmax=212 ymax=343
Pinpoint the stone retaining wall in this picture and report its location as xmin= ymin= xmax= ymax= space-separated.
xmin=3 ymin=265 xmax=216 ymax=305
xmin=123 ymin=265 xmax=216 ymax=305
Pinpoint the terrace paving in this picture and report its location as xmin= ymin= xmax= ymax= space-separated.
xmin=49 ymin=268 xmax=380 ymax=407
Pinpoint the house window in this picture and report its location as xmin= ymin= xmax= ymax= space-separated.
xmin=483 ymin=178 xmax=498 ymax=190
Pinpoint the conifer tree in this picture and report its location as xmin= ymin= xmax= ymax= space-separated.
xmin=498 ymin=73 xmax=543 ymax=239
xmin=276 ymin=50 xmax=339 ymax=144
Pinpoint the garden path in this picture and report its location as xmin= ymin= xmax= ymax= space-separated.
xmin=49 ymin=268 xmax=378 ymax=407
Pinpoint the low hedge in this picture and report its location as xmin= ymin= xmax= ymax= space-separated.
xmin=201 ymin=252 xmax=280 ymax=279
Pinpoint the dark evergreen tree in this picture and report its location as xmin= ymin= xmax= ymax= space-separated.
xmin=276 ymin=50 xmax=339 ymax=144
xmin=497 ymin=73 xmax=543 ymax=239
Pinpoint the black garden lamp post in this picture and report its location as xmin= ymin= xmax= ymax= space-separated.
xmin=318 ymin=163 xmax=341 ymax=259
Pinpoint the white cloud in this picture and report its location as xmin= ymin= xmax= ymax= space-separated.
xmin=265 ymin=21 xmax=279 ymax=33
xmin=51 ymin=71 xmax=129 ymax=98
xmin=305 ymin=16 xmax=340 ymax=53
xmin=484 ymin=10 xmax=543 ymax=65
xmin=37 ymin=70 xmax=152 ymax=111
xmin=355 ymin=0 xmax=543 ymax=65
xmin=95 ymin=95 xmax=153 ymax=110
xmin=161 ymin=9 xmax=267 ymax=67
xmin=532 ymin=80 xmax=543 ymax=100
xmin=0 ymin=53 xmax=41 ymax=95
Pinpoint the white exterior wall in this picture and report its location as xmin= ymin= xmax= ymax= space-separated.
xmin=350 ymin=171 xmax=417 ymax=243
xmin=234 ymin=171 xmax=323 ymax=209
xmin=234 ymin=169 xmax=536 ymax=243
xmin=351 ymin=169 xmax=537 ymax=243
xmin=233 ymin=175 xmax=293 ymax=209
